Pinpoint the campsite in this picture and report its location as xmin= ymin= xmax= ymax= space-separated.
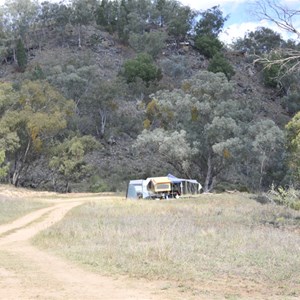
xmin=1 ymin=0 xmax=300 ymax=298
xmin=0 ymin=185 xmax=299 ymax=300
xmin=126 ymin=174 xmax=201 ymax=199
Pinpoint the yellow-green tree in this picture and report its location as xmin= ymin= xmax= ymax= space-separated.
xmin=286 ymin=111 xmax=300 ymax=185
xmin=49 ymin=135 xmax=100 ymax=192
xmin=0 ymin=150 xmax=9 ymax=179
xmin=0 ymin=80 xmax=74 ymax=186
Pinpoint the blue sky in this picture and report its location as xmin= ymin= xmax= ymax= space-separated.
xmin=181 ymin=0 xmax=300 ymax=44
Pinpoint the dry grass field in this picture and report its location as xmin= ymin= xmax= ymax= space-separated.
xmin=0 ymin=186 xmax=50 ymax=225
xmin=32 ymin=193 xmax=300 ymax=299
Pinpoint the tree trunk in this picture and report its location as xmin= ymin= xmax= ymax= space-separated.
xmin=12 ymin=140 xmax=31 ymax=187
xmin=12 ymin=169 xmax=20 ymax=187
xmin=65 ymin=181 xmax=69 ymax=193
xmin=259 ymin=152 xmax=267 ymax=190
xmin=99 ymin=109 xmax=107 ymax=139
xmin=78 ymin=25 xmax=82 ymax=49
xmin=13 ymin=48 xmax=16 ymax=63
xmin=203 ymin=153 xmax=215 ymax=192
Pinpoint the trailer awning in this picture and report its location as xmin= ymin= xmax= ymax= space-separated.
xmin=167 ymin=174 xmax=199 ymax=184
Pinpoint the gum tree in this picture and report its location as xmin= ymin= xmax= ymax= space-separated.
xmin=286 ymin=112 xmax=300 ymax=185
xmin=136 ymin=71 xmax=247 ymax=192
xmin=0 ymin=80 xmax=74 ymax=186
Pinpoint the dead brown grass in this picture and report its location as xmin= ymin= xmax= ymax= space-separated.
xmin=0 ymin=185 xmax=50 ymax=225
xmin=33 ymin=193 xmax=300 ymax=299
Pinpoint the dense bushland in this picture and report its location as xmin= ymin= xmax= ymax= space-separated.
xmin=0 ymin=0 xmax=300 ymax=193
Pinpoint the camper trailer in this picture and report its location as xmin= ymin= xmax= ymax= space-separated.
xmin=126 ymin=174 xmax=202 ymax=199
xmin=147 ymin=177 xmax=179 ymax=199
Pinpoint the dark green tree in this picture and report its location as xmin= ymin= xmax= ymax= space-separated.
xmin=232 ymin=27 xmax=283 ymax=54
xmin=194 ymin=35 xmax=223 ymax=58
xmin=167 ymin=5 xmax=195 ymax=44
xmin=71 ymin=0 xmax=96 ymax=48
xmin=207 ymin=53 xmax=235 ymax=80
xmin=96 ymin=0 xmax=109 ymax=26
xmin=155 ymin=0 xmax=167 ymax=27
xmin=117 ymin=0 xmax=130 ymax=43
xmin=194 ymin=5 xmax=228 ymax=38
xmin=95 ymin=0 xmax=118 ymax=32
xmin=121 ymin=53 xmax=162 ymax=85
xmin=16 ymin=38 xmax=27 ymax=72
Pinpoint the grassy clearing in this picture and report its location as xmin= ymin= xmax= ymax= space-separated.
xmin=33 ymin=194 xmax=300 ymax=297
xmin=0 ymin=197 xmax=49 ymax=225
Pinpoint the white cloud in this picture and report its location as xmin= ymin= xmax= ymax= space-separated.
xmin=219 ymin=20 xmax=298 ymax=45
xmin=219 ymin=20 xmax=271 ymax=44
xmin=180 ymin=0 xmax=254 ymax=10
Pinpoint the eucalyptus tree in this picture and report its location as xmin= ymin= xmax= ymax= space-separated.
xmin=194 ymin=5 xmax=228 ymax=38
xmin=49 ymin=135 xmax=100 ymax=192
xmin=232 ymin=27 xmax=283 ymax=54
xmin=253 ymin=1 xmax=300 ymax=76
xmin=40 ymin=1 xmax=72 ymax=46
xmin=135 ymin=70 xmax=285 ymax=191
xmin=71 ymin=0 xmax=97 ymax=48
xmin=135 ymin=128 xmax=197 ymax=176
xmin=136 ymin=71 xmax=248 ymax=191
xmin=3 ymin=0 xmax=39 ymax=41
xmin=47 ymin=63 xmax=98 ymax=115
xmin=0 ymin=80 xmax=74 ymax=186
xmin=0 ymin=150 xmax=9 ymax=179
xmin=286 ymin=111 xmax=300 ymax=186
xmin=254 ymin=0 xmax=300 ymax=39
xmin=193 ymin=6 xmax=227 ymax=58
xmin=95 ymin=0 xmax=118 ymax=32
xmin=128 ymin=30 xmax=167 ymax=58
xmin=245 ymin=119 xmax=285 ymax=189
xmin=117 ymin=0 xmax=130 ymax=43
xmin=2 ymin=0 xmax=39 ymax=63
xmin=251 ymin=1 xmax=300 ymax=189
xmin=0 ymin=7 xmax=10 ymax=63
xmin=82 ymin=79 xmax=120 ymax=138
xmin=167 ymin=4 xmax=195 ymax=45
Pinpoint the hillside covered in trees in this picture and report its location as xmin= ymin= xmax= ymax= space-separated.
xmin=0 ymin=0 xmax=300 ymax=194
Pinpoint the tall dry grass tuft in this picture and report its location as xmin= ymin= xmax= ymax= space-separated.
xmin=33 ymin=194 xmax=300 ymax=296
xmin=0 ymin=197 xmax=48 ymax=225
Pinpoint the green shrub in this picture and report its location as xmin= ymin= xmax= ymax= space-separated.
xmin=194 ymin=35 xmax=223 ymax=58
xmin=121 ymin=53 xmax=162 ymax=86
xmin=207 ymin=53 xmax=235 ymax=80
xmin=261 ymin=52 xmax=286 ymax=88
xmin=88 ymin=175 xmax=109 ymax=192
xmin=281 ymin=92 xmax=300 ymax=115
xmin=263 ymin=63 xmax=280 ymax=88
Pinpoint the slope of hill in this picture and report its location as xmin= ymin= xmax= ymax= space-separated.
xmin=0 ymin=23 xmax=293 ymax=192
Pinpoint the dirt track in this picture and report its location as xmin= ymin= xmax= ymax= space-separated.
xmin=0 ymin=199 xmax=174 ymax=300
